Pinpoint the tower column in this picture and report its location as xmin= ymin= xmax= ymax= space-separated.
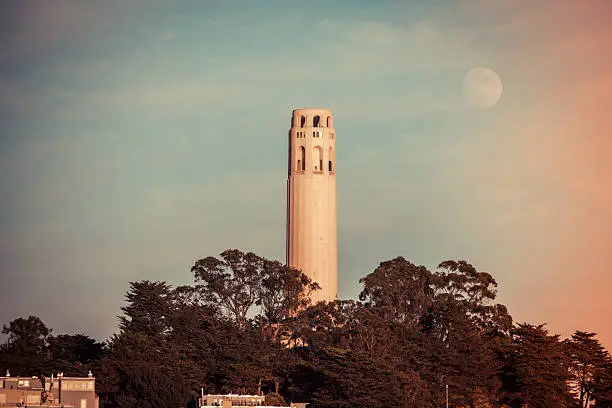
xmin=286 ymin=108 xmax=338 ymax=303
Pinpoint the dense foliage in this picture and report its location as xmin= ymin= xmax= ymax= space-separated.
xmin=1 ymin=250 xmax=610 ymax=408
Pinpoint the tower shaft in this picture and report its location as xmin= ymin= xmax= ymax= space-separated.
xmin=286 ymin=108 xmax=338 ymax=304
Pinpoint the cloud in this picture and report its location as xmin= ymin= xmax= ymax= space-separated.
xmin=0 ymin=1 xmax=147 ymax=63
xmin=161 ymin=31 xmax=178 ymax=41
xmin=2 ymin=16 xmax=473 ymax=127
xmin=2 ymin=0 xmax=612 ymax=346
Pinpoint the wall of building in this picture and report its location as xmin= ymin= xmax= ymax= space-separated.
xmin=58 ymin=377 xmax=98 ymax=408
xmin=0 ymin=375 xmax=98 ymax=408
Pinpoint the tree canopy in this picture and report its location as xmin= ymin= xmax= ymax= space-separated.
xmin=1 ymin=249 xmax=610 ymax=408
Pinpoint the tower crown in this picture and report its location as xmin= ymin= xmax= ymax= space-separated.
xmin=288 ymin=108 xmax=335 ymax=175
xmin=291 ymin=108 xmax=333 ymax=129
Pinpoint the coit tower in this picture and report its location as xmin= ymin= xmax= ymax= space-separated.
xmin=286 ymin=108 xmax=338 ymax=304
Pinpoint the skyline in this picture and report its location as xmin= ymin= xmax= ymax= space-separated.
xmin=1 ymin=0 xmax=611 ymax=348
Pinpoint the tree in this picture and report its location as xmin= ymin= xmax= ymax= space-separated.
xmin=2 ymin=315 xmax=50 ymax=353
xmin=98 ymin=331 xmax=194 ymax=408
xmin=502 ymin=323 xmax=572 ymax=408
xmin=423 ymin=261 xmax=512 ymax=406
xmin=192 ymin=249 xmax=319 ymax=331
xmin=566 ymin=331 xmax=612 ymax=408
xmin=192 ymin=249 xmax=265 ymax=329
xmin=290 ymin=346 xmax=429 ymax=408
xmin=257 ymin=259 xmax=319 ymax=324
xmin=592 ymin=358 xmax=612 ymax=408
xmin=359 ymin=257 xmax=437 ymax=327
xmin=119 ymin=280 xmax=176 ymax=338
xmin=436 ymin=260 xmax=512 ymax=334
xmin=98 ymin=282 xmax=202 ymax=407
xmin=0 ymin=315 xmax=51 ymax=375
xmin=47 ymin=334 xmax=105 ymax=376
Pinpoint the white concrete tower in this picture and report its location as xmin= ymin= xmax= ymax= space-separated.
xmin=286 ymin=108 xmax=338 ymax=304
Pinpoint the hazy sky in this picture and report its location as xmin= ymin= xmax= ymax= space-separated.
xmin=1 ymin=0 xmax=611 ymax=348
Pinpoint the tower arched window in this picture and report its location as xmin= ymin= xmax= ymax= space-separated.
xmin=300 ymin=116 xmax=306 ymax=128
xmin=328 ymin=146 xmax=335 ymax=173
xmin=313 ymin=115 xmax=320 ymax=127
xmin=297 ymin=146 xmax=305 ymax=171
xmin=313 ymin=146 xmax=323 ymax=172
xmin=326 ymin=116 xmax=331 ymax=127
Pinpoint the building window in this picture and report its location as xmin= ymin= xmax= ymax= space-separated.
xmin=313 ymin=115 xmax=320 ymax=127
xmin=300 ymin=146 xmax=305 ymax=171
xmin=329 ymin=160 xmax=333 ymax=172
xmin=300 ymin=115 xmax=306 ymax=128
xmin=326 ymin=116 xmax=331 ymax=127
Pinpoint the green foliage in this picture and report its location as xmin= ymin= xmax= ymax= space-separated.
xmin=0 ymin=315 xmax=104 ymax=377
xmin=0 ymin=315 xmax=51 ymax=375
xmin=264 ymin=392 xmax=287 ymax=406
xmin=192 ymin=249 xmax=319 ymax=330
xmin=502 ymin=323 xmax=573 ymax=408
xmin=565 ymin=331 xmax=612 ymax=408
xmin=47 ymin=333 xmax=106 ymax=376
xmin=592 ymin=359 xmax=612 ymax=407
xmin=1 ymin=250 xmax=609 ymax=408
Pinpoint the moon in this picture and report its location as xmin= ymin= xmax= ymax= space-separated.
xmin=462 ymin=67 xmax=503 ymax=108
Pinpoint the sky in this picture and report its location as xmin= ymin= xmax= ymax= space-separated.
xmin=1 ymin=0 xmax=611 ymax=349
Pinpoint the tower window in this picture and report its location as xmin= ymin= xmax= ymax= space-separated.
xmin=313 ymin=146 xmax=322 ymax=172
xmin=326 ymin=116 xmax=331 ymax=127
xmin=300 ymin=146 xmax=305 ymax=171
xmin=329 ymin=160 xmax=333 ymax=172
xmin=313 ymin=115 xmax=320 ymax=127
xmin=300 ymin=115 xmax=306 ymax=128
